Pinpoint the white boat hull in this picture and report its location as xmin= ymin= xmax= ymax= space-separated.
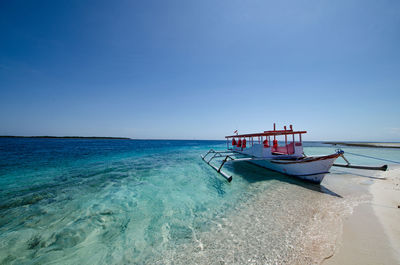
xmin=245 ymin=153 xmax=341 ymax=184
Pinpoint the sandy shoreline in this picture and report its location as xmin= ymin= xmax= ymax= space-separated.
xmin=153 ymin=163 xmax=377 ymax=265
xmin=323 ymin=166 xmax=400 ymax=265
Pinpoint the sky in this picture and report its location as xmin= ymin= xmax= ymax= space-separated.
xmin=1 ymin=0 xmax=399 ymax=141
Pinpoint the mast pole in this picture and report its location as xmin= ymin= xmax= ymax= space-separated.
xmin=291 ymin=125 xmax=295 ymax=144
xmin=284 ymin=126 xmax=288 ymax=154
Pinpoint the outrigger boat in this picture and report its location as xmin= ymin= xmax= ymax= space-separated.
xmin=202 ymin=124 xmax=387 ymax=184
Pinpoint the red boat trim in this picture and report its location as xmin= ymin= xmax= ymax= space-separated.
xmin=226 ymin=130 xmax=307 ymax=138
xmin=286 ymin=171 xmax=330 ymax=177
xmin=270 ymin=153 xmax=341 ymax=164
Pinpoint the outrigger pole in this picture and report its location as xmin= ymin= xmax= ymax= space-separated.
xmin=332 ymin=150 xmax=388 ymax=171
xmin=201 ymin=149 xmax=253 ymax=182
xmin=201 ymin=149 xmax=234 ymax=182
xmin=202 ymin=148 xmax=388 ymax=183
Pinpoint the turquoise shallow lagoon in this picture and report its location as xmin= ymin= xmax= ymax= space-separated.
xmin=1 ymin=139 xmax=399 ymax=264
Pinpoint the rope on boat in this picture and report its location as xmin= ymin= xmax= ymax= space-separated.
xmin=338 ymin=149 xmax=400 ymax=165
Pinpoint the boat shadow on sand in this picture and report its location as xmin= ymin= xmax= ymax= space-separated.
xmin=227 ymin=161 xmax=343 ymax=198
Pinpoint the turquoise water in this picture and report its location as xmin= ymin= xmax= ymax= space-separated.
xmin=0 ymin=139 xmax=399 ymax=264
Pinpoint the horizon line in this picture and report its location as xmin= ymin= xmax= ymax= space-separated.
xmin=0 ymin=135 xmax=399 ymax=143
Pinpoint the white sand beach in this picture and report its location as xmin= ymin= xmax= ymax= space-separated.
xmin=324 ymin=166 xmax=400 ymax=265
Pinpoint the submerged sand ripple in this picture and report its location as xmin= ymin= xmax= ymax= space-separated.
xmin=153 ymin=166 xmax=370 ymax=265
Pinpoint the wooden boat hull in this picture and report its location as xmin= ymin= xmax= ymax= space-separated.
xmin=246 ymin=153 xmax=341 ymax=184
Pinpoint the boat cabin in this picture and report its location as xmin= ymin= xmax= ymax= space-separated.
xmin=225 ymin=124 xmax=306 ymax=158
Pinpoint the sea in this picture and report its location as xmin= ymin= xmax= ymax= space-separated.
xmin=1 ymin=138 xmax=400 ymax=264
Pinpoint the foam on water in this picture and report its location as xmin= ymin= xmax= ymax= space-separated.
xmin=0 ymin=139 xmax=398 ymax=264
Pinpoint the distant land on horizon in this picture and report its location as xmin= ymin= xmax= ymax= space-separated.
xmin=324 ymin=141 xmax=400 ymax=148
xmin=0 ymin=136 xmax=227 ymax=140
xmin=1 ymin=136 xmax=399 ymax=147
xmin=0 ymin=136 xmax=131 ymax=140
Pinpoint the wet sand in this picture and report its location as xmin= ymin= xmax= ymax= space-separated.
xmin=154 ymin=163 xmax=373 ymax=265
xmin=323 ymin=166 xmax=400 ymax=265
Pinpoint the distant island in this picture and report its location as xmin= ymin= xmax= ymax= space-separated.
xmin=0 ymin=136 xmax=131 ymax=140
xmin=324 ymin=141 xmax=400 ymax=148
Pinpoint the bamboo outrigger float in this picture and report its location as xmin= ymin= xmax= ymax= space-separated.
xmin=202 ymin=124 xmax=388 ymax=184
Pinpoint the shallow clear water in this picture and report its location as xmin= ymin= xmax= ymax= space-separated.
xmin=0 ymin=139 xmax=399 ymax=264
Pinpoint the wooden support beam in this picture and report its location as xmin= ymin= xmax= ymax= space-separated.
xmin=332 ymin=164 xmax=388 ymax=171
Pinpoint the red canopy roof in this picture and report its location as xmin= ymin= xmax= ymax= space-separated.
xmin=225 ymin=130 xmax=307 ymax=138
xmin=225 ymin=124 xmax=307 ymax=139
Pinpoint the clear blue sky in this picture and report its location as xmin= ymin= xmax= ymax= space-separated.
xmin=1 ymin=0 xmax=399 ymax=141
